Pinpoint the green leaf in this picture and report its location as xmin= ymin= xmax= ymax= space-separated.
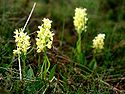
xmin=89 ymin=59 xmax=97 ymax=70
xmin=26 ymin=66 xmax=34 ymax=79
xmin=48 ymin=64 xmax=56 ymax=80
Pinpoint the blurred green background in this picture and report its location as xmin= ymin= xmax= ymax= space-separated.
xmin=0 ymin=0 xmax=125 ymax=93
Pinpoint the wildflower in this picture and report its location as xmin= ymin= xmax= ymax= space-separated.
xmin=73 ymin=8 xmax=88 ymax=34
xmin=13 ymin=28 xmax=30 ymax=56
xmin=36 ymin=18 xmax=54 ymax=53
xmin=42 ymin=18 xmax=52 ymax=29
xmin=92 ymin=33 xmax=105 ymax=52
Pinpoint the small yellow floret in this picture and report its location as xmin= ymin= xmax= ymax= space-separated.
xmin=42 ymin=18 xmax=52 ymax=29
xmin=73 ymin=8 xmax=88 ymax=34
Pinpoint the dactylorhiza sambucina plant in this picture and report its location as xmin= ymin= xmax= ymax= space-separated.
xmin=73 ymin=7 xmax=88 ymax=63
xmin=36 ymin=18 xmax=54 ymax=79
xmin=12 ymin=3 xmax=36 ymax=81
xmin=13 ymin=28 xmax=30 ymax=80
xmin=89 ymin=33 xmax=105 ymax=69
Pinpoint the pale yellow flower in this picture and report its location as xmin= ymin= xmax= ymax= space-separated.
xmin=42 ymin=18 xmax=52 ymax=29
xmin=36 ymin=18 xmax=54 ymax=53
xmin=92 ymin=34 xmax=105 ymax=52
xmin=73 ymin=8 xmax=88 ymax=34
xmin=13 ymin=28 xmax=30 ymax=55
xmin=13 ymin=48 xmax=21 ymax=55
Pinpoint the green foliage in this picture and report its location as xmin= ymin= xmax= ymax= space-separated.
xmin=48 ymin=64 xmax=56 ymax=80
xmin=26 ymin=66 xmax=34 ymax=80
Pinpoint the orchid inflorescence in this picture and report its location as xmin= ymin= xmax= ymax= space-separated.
xmin=36 ymin=18 xmax=54 ymax=53
xmin=13 ymin=28 xmax=30 ymax=56
xmin=92 ymin=33 xmax=105 ymax=52
xmin=73 ymin=8 xmax=88 ymax=34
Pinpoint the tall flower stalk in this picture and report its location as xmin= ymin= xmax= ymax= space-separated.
xmin=73 ymin=8 xmax=88 ymax=63
xmin=36 ymin=18 xmax=54 ymax=79
xmin=13 ymin=3 xmax=36 ymax=80
xmin=89 ymin=33 xmax=105 ymax=69
xmin=13 ymin=28 xmax=30 ymax=80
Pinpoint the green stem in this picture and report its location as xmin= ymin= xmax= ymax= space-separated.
xmin=44 ymin=55 xmax=47 ymax=79
xmin=18 ymin=55 xmax=22 ymax=80
xmin=76 ymin=33 xmax=81 ymax=62
xmin=93 ymin=52 xmax=96 ymax=61
xmin=78 ymin=33 xmax=81 ymax=54
xmin=41 ymin=60 xmax=45 ymax=79
xmin=43 ymin=50 xmax=50 ymax=79
xmin=45 ymin=52 xmax=50 ymax=73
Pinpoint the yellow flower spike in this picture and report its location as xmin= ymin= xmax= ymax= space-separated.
xmin=36 ymin=18 xmax=54 ymax=53
xmin=92 ymin=33 xmax=105 ymax=52
xmin=13 ymin=28 xmax=30 ymax=56
xmin=73 ymin=8 xmax=88 ymax=34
